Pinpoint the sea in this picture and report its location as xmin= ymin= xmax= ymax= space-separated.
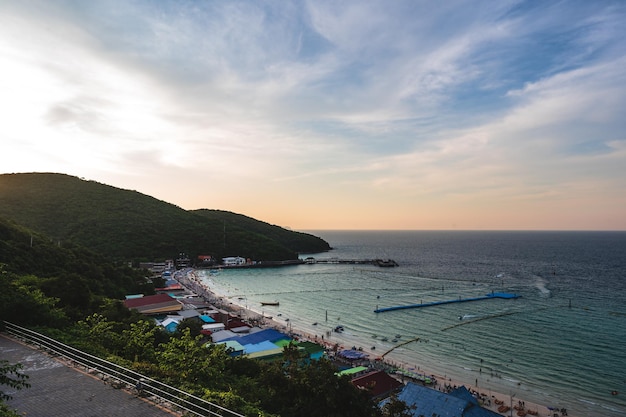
xmin=199 ymin=230 xmax=626 ymax=417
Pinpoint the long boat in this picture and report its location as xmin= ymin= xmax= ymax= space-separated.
xmin=260 ymin=301 xmax=279 ymax=306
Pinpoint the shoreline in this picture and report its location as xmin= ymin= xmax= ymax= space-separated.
xmin=178 ymin=269 xmax=574 ymax=417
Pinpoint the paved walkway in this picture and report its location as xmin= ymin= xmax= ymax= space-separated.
xmin=0 ymin=334 xmax=175 ymax=417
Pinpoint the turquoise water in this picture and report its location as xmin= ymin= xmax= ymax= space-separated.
xmin=200 ymin=231 xmax=626 ymax=417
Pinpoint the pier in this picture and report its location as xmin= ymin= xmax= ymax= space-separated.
xmin=206 ymin=258 xmax=399 ymax=269
xmin=374 ymin=292 xmax=521 ymax=313
xmin=305 ymin=258 xmax=398 ymax=267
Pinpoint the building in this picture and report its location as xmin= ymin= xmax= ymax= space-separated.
xmin=221 ymin=256 xmax=246 ymax=266
xmin=351 ymin=370 xmax=403 ymax=399
xmin=211 ymin=328 xmax=325 ymax=361
xmin=197 ymin=255 xmax=214 ymax=266
xmin=381 ymin=383 xmax=503 ymax=417
xmin=123 ymin=293 xmax=182 ymax=315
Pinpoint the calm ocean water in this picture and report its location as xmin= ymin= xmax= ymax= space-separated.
xmin=201 ymin=231 xmax=626 ymax=417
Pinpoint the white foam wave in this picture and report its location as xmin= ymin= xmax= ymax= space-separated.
xmin=601 ymin=404 xmax=625 ymax=413
xmin=535 ymin=276 xmax=552 ymax=297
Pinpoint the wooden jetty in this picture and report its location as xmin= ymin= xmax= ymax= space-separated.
xmin=374 ymin=292 xmax=521 ymax=313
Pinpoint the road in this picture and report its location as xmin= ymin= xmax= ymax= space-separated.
xmin=0 ymin=334 xmax=175 ymax=417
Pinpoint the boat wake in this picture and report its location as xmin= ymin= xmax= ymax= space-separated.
xmin=534 ymin=276 xmax=552 ymax=297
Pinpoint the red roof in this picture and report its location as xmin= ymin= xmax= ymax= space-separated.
xmin=123 ymin=294 xmax=182 ymax=314
xmin=351 ymin=370 xmax=403 ymax=398
xmin=226 ymin=319 xmax=250 ymax=330
xmin=124 ymin=293 xmax=176 ymax=308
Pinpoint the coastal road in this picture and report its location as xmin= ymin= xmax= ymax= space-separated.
xmin=0 ymin=334 xmax=175 ymax=417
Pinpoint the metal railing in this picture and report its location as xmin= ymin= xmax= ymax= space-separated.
xmin=3 ymin=321 xmax=245 ymax=417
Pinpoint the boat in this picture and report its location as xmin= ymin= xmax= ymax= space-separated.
xmin=260 ymin=301 xmax=279 ymax=306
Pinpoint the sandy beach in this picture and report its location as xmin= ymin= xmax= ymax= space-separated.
xmin=178 ymin=269 xmax=573 ymax=417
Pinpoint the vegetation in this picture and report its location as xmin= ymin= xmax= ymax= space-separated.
xmin=0 ymin=360 xmax=30 ymax=417
xmin=0 ymin=217 xmax=152 ymax=324
xmin=0 ymin=173 xmax=330 ymax=262
xmin=0 ymin=361 xmax=30 ymax=402
xmin=44 ymin=316 xmax=381 ymax=417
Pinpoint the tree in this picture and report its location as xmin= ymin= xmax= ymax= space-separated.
xmin=175 ymin=318 xmax=202 ymax=338
xmin=0 ymin=360 xmax=29 ymax=401
xmin=252 ymin=348 xmax=381 ymax=417
xmin=381 ymin=394 xmax=415 ymax=417
xmin=77 ymin=313 xmax=124 ymax=354
xmin=121 ymin=320 xmax=159 ymax=362
xmin=156 ymin=328 xmax=227 ymax=388
xmin=0 ymin=272 xmax=67 ymax=327
xmin=0 ymin=360 xmax=30 ymax=417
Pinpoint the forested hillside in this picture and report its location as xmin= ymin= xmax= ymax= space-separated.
xmin=0 ymin=216 xmax=152 ymax=325
xmin=0 ymin=173 xmax=330 ymax=262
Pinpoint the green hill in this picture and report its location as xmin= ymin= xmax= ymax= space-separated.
xmin=0 ymin=216 xmax=152 ymax=324
xmin=0 ymin=173 xmax=330 ymax=262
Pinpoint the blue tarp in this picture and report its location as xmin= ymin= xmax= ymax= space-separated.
xmin=338 ymin=349 xmax=368 ymax=360
xmin=199 ymin=315 xmax=215 ymax=323
xmin=164 ymin=322 xmax=178 ymax=333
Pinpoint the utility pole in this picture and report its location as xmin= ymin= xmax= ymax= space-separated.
xmin=510 ymin=392 xmax=515 ymax=417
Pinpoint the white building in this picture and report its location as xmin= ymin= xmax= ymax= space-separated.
xmin=222 ymin=256 xmax=246 ymax=266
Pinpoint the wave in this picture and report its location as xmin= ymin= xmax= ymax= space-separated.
xmin=601 ymin=404 xmax=626 ymax=413
xmin=578 ymin=398 xmax=597 ymax=406
xmin=534 ymin=276 xmax=552 ymax=297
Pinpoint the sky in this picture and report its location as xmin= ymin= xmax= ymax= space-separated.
xmin=1 ymin=0 xmax=625 ymax=231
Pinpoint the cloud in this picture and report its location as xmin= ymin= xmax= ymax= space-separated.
xmin=370 ymin=54 xmax=626 ymax=205
xmin=1 ymin=0 xmax=625 ymax=229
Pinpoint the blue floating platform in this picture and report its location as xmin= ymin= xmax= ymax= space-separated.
xmin=374 ymin=292 xmax=521 ymax=313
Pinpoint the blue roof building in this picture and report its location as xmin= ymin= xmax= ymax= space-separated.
xmin=220 ymin=328 xmax=290 ymax=345
xmin=381 ymin=383 xmax=502 ymax=417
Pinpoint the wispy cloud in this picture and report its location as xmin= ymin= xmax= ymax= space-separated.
xmin=1 ymin=0 xmax=625 ymax=229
